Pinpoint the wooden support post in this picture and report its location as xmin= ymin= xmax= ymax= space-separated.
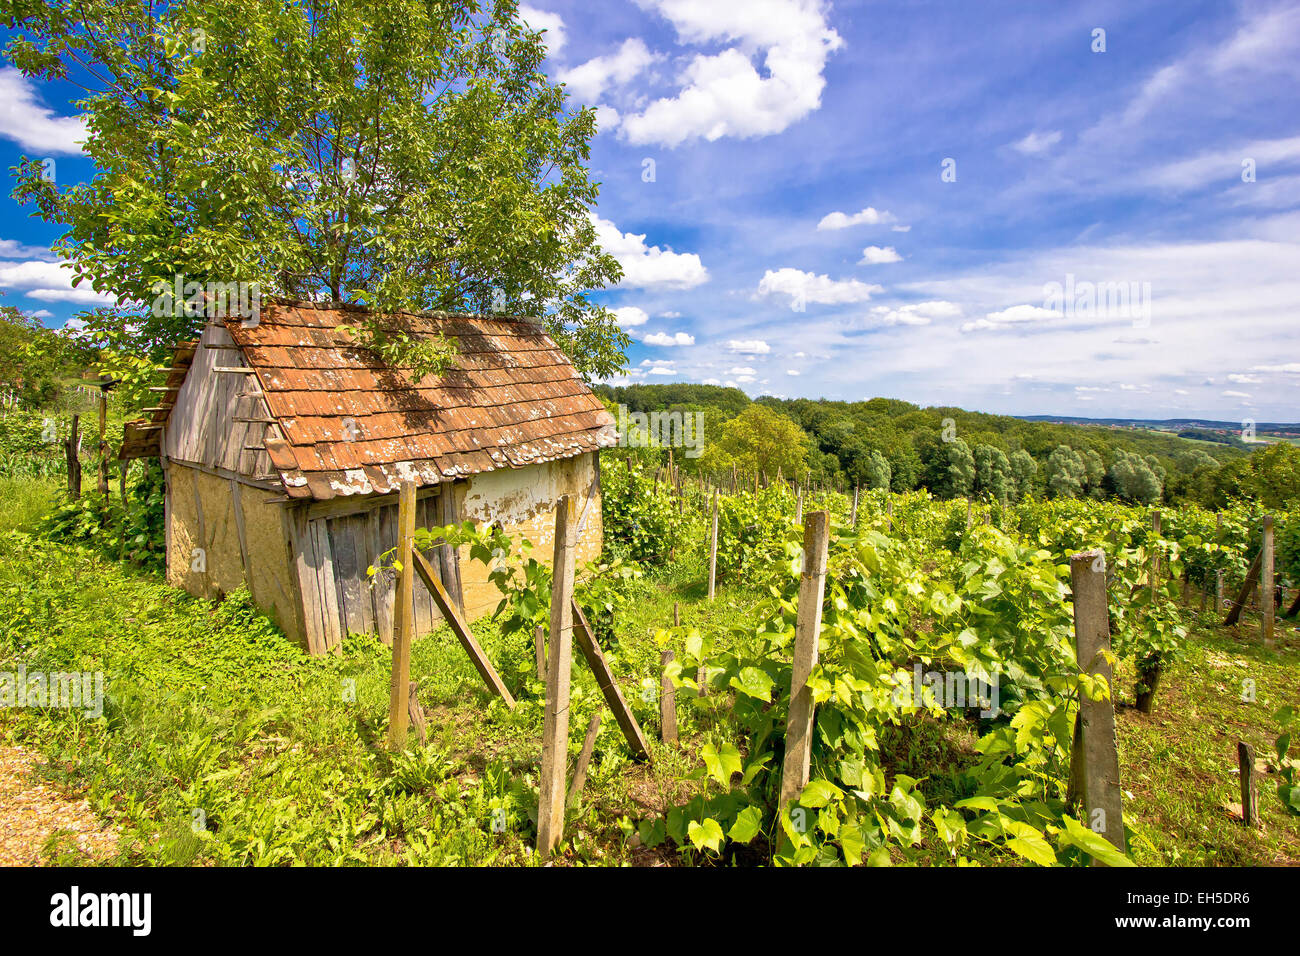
xmin=1238 ymin=741 xmax=1258 ymax=827
xmin=435 ymin=485 xmax=465 ymax=616
xmin=886 ymin=494 xmax=894 ymax=532
xmin=412 ymin=551 xmax=516 ymax=707
xmin=779 ymin=510 xmax=830 ymax=811
xmin=538 ymin=495 xmax=576 ymax=858
xmin=567 ymin=711 xmax=603 ymax=808
xmin=64 ymin=414 xmax=81 ymax=500
xmin=1261 ymin=515 xmax=1275 ymax=649
xmin=571 ymin=600 xmax=651 ymax=762
xmin=1216 ymin=569 xmax=1225 ymax=610
xmin=1068 ymin=550 xmax=1127 ymax=862
xmin=534 ymin=624 xmax=546 ymax=682
xmin=795 ymin=485 xmax=803 ymax=524
xmin=659 ymin=650 xmax=677 ymax=745
xmin=96 ymin=389 xmax=109 ymax=496
xmin=850 ymin=484 xmax=859 ymax=528
xmin=707 ymin=490 xmax=719 ymax=601
xmin=1150 ymin=510 xmax=1162 ymax=600
xmin=386 ymin=480 xmax=416 ymax=750
xmin=965 ymin=499 xmax=972 ymax=530
xmin=1225 ymin=550 xmax=1262 ymax=627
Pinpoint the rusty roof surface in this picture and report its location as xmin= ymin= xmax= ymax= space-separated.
xmin=124 ymin=301 xmax=618 ymax=499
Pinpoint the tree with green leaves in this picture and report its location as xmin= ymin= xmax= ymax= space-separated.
xmin=705 ymin=404 xmax=809 ymax=481
xmin=860 ymin=448 xmax=892 ymax=491
xmin=1107 ymin=451 xmax=1163 ymax=504
xmin=972 ymin=443 xmax=1011 ymax=502
xmin=1045 ymin=445 xmax=1085 ymax=499
xmin=928 ymin=437 xmax=975 ymax=498
xmin=5 ymin=0 xmax=625 ymax=378
xmin=1009 ymin=448 xmax=1038 ymax=501
xmin=0 ymin=305 xmax=95 ymax=405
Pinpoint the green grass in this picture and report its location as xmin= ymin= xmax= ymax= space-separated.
xmin=1 ymin=475 xmax=1297 ymax=866
xmin=0 ymin=476 xmax=58 ymax=535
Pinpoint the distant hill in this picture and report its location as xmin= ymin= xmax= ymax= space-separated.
xmin=1016 ymin=415 xmax=1300 ymax=433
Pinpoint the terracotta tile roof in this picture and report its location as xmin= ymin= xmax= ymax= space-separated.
xmin=124 ymin=301 xmax=618 ymax=499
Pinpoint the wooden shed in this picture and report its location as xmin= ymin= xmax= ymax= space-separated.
xmin=121 ymin=301 xmax=617 ymax=654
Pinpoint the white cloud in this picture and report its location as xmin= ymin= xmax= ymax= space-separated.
xmin=0 ymin=259 xmax=117 ymax=305
xmin=1011 ymin=130 xmax=1063 ymax=155
xmin=728 ymin=366 xmax=756 ymax=375
xmin=519 ymin=5 xmax=566 ymax=55
xmin=591 ymin=215 xmax=709 ymax=290
xmin=660 ymin=310 xmax=682 ymax=318
xmin=1223 ymin=390 xmax=1252 ymax=398
xmin=891 ymin=225 xmax=912 ymax=233
xmin=786 ymin=369 xmax=800 ymax=376
xmin=558 ymin=38 xmax=657 ymax=103
xmin=859 ymin=245 xmax=902 ymax=265
xmin=1227 ymin=373 xmax=1262 ymax=384
xmin=960 ymin=303 xmax=1058 ymax=333
xmin=616 ymin=0 xmax=844 ymax=147
xmin=612 ymin=306 xmax=649 ymax=327
xmin=643 ymin=331 xmax=695 ymax=346
xmin=702 ymin=377 xmax=721 ymax=385
xmin=817 ymin=207 xmax=896 ymax=231
xmin=0 ymin=68 xmax=86 ymax=155
xmin=756 ymin=268 xmax=881 ymax=305
xmin=727 ymin=339 xmax=770 ymax=354
xmin=648 ymin=365 xmax=676 ymax=375
xmin=863 ymin=300 xmax=960 ymax=327
xmin=1252 ymin=363 xmax=1300 ymax=374
xmin=0 ymin=239 xmax=57 ymax=260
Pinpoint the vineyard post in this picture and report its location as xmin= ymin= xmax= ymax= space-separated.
xmin=1068 ymin=550 xmax=1127 ymax=862
xmin=795 ymin=485 xmax=803 ymax=523
xmin=886 ymin=493 xmax=893 ymax=532
xmin=64 ymin=414 xmax=82 ymax=499
xmin=385 ymin=480 xmax=417 ymax=750
xmin=660 ymin=650 xmax=677 ymax=745
xmin=850 ymin=484 xmax=859 ymax=528
xmin=779 ymin=511 xmax=830 ymax=812
xmin=965 ymin=499 xmax=972 ymax=530
xmin=1237 ymin=741 xmax=1258 ymax=827
xmin=707 ymin=489 xmax=719 ymax=601
xmin=1150 ymin=510 xmax=1162 ymax=601
xmin=1225 ymin=550 xmax=1262 ymax=627
xmin=538 ymin=495 xmax=576 ymax=858
xmin=1216 ymin=569 xmax=1225 ymax=609
xmin=567 ymin=711 xmax=603 ymax=809
xmin=534 ymin=624 xmax=546 ymax=682
xmin=1261 ymin=515 xmax=1275 ymax=649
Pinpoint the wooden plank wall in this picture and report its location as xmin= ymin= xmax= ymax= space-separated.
xmin=294 ymin=488 xmax=447 ymax=652
xmin=164 ymin=323 xmax=278 ymax=481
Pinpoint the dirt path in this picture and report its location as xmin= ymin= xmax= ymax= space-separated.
xmin=0 ymin=745 xmax=119 ymax=865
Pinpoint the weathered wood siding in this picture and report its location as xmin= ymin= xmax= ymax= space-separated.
xmin=164 ymin=323 xmax=279 ymax=481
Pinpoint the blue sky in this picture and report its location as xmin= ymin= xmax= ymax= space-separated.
xmin=2 ymin=0 xmax=1298 ymax=421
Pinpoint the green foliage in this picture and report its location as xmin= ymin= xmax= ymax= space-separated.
xmin=599 ymin=459 xmax=688 ymax=564
xmin=7 ymin=0 xmax=626 ymax=379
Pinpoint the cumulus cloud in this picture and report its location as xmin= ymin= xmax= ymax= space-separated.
xmin=960 ymin=303 xmax=1058 ymax=333
xmin=648 ymin=365 xmax=676 ymax=375
xmin=591 ymin=215 xmax=709 ymax=290
xmin=616 ymin=0 xmax=844 ymax=147
xmin=728 ymin=366 xmax=757 ymax=375
xmin=612 ymin=306 xmax=650 ymax=327
xmin=756 ymin=268 xmax=881 ymax=305
xmin=0 ymin=239 xmax=57 ymax=261
xmin=1010 ymin=130 xmax=1063 ymax=155
xmin=0 ymin=259 xmax=117 ymax=306
xmin=727 ymin=339 xmax=770 ymax=354
xmin=558 ymin=38 xmax=657 ymax=103
xmin=519 ymin=5 xmax=566 ymax=55
xmin=643 ymin=331 xmax=695 ymax=346
xmin=862 ymin=300 xmax=961 ymax=327
xmin=817 ymin=206 xmax=897 ymax=231
xmin=1251 ymin=363 xmax=1300 ymax=374
xmin=0 ymin=68 xmax=86 ymax=155
xmin=859 ymin=245 xmax=902 ymax=265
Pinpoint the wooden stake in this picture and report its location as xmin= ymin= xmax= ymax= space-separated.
xmin=1216 ymin=569 xmax=1225 ymax=610
xmin=1262 ymin=515 xmax=1275 ymax=649
xmin=1150 ymin=510 xmax=1162 ymax=601
xmin=1068 ymin=549 xmax=1127 ymax=862
xmin=1225 ymin=550 xmax=1262 ymax=627
xmin=571 ymin=599 xmax=651 ymax=762
xmin=850 ymin=484 xmax=859 ymax=527
xmin=65 ymin=414 xmax=82 ymax=500
xmin=707 ymin=490 xmax=719 ymax=601
xmin=659 ymin=650 xmax=677 ymax=745
xmin=567 ymin=711 xmax=603 ymax=808
xmin=535 ymin=624 xmax=546 ymax=682
xmin=386 ymin=480 xmax=416 ymax=750
xmin=779 ymin=511 xmax=830 ymax=811
xmin=1238 ymin=741 xmax=1258 ymax=827
xmin=795 ymin=485 xmax=803 ymax=524
xmin=408 ymin=681 xmax=427 ymax=747
xmin=538 ymin=495 xmax=576 ymax=858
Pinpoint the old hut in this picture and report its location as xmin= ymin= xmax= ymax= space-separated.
xmin=120 ymin=301 xmax=617 ymax=654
